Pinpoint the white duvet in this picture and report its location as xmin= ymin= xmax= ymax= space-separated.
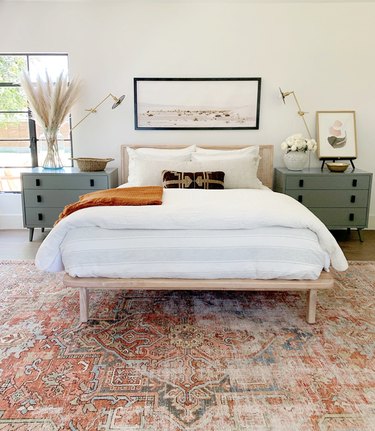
xmin=35 ymin=189 xmax=348 ymax=274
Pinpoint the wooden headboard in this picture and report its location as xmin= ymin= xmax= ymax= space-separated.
xmin=120 ymin=144 xmax=274 ymax=188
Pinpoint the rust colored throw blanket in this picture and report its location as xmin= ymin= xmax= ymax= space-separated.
xmin=56 ymin=186 xmax=163 ymax=224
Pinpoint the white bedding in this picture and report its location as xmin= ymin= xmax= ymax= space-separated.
xmin=59 ymin=227 xmax=330 ymax=279
xmin=35 ymin=189 xmax=348 ymax=276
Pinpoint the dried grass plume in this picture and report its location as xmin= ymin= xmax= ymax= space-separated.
xmin=20 ymin=71 xmax=81 ymax=133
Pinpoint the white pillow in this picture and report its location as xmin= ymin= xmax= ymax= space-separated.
xmin=127 ymin=159 xmax=194 ymax=186
xmin=127 ymin=147 xmax=194 ymax=185
xmin=127 ymin=145 xmax=195 ymax=158
xmin=191 ymin=155 xmax=262 ymax=189
xmin=126 ymin=155 xmax=262 ymax=189
xmin=195 ymin=146 xmax=259 ymax=157
xmin=191 ymin=152 xmax=262 ymax=188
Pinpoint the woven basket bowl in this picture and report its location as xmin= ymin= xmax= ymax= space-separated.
xmin=71 ymin=157 xmax=114 ymax=172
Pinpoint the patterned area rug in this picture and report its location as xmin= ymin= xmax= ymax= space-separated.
xmin=0 ymin=261 xmax=374 ymax=431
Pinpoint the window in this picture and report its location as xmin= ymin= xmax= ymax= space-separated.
xmin=0 ymin=53 xmax=73 ymax=192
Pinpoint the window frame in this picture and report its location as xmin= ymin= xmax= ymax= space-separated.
xmin=0 ymin=52 xmax=73 ymax=171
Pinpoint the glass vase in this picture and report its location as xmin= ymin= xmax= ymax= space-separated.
xmin=283 ymin=151 xmax=308 ymax=171
xmin=42 ymin=130 xmax=63 ymax=169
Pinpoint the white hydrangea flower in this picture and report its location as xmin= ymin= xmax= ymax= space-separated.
xmin=286 ymin=136 xmax=294 ymax=146
xmin=281 ymin=134 xmax=317 ymax=153
xmin=281 ymin=141 xmax=288 ymax=151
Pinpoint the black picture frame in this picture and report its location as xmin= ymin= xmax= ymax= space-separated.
xmin=134 ymin=77 xmax=261 ymax=130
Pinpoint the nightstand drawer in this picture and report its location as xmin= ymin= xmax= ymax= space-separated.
xmin=285 ymin=175 xmax=371 ymax=190
xmin=24 ymin=207 xmax=62 ymax=227
xmin=23 ymin=189 xmax=90 ymax=208
xmin=22 ymin=174 xmax=109 ymax=190
xmin=287 ymin=189 xmax=369 ymax=208
xmin=310 ymin=208 xmax=368 ymax=228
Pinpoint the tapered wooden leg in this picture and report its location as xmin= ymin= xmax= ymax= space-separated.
xmin=306 ymin=289 xmax=318 ymax=324
xmin=79 ymin=288 xmax=89 ymax=323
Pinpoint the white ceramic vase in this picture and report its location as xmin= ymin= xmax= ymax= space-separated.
xmin=283 ymin=151 xmax=308 ymax=171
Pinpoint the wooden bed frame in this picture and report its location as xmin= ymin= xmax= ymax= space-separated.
xmin=63 ymin=144 xmax=334 ymax=324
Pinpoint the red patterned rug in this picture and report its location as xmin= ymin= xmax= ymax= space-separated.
xmin=0 ymin=260 xmax=374 ymax=431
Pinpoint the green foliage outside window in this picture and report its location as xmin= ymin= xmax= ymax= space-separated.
xmin=0 ymin=56 xmax=28 ymax=125
xmin=0 ymin=55 xmax=26 ymax=82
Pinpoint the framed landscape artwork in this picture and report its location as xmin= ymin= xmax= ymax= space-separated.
xmin=316 ymin=111 xmax=357 ymax=159
xmin=134 ymin=77 xmax=261 ymax=130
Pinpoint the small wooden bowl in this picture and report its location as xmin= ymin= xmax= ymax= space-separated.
xmin=326 ymin=162 xmax=349 ymax=173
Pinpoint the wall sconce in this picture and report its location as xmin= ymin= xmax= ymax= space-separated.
xmin=279 ymin=87 xmax=312 ymax=139
xmin=71 ymin=93 xmax=125 ymax=130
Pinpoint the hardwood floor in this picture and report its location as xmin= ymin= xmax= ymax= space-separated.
xmin=0 ymin=229 xmax=47 ymax=260
xmin=0 ymin=228 xmax=374 ymax=261
xmin=331 ymin=229 xmax=375 ymax=261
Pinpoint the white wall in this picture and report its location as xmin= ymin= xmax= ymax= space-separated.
xmin=1 ymin=0 xmax=375 ymax=228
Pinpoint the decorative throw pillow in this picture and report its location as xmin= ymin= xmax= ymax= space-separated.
xmin=162 ymin=170 xmax=225 ymax=189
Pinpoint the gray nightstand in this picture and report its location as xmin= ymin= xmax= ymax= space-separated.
xmin=273 ymin=167 xmax=372 ymax=241
xmin=21 ymin=167 xmax=118 ymax=241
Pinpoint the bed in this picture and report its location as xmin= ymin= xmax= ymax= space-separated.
xmin=35 ymin=144 xmax=348 ymax=324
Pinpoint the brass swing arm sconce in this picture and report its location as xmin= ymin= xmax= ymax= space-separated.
xmin=279 ymin=87 xmax=312 ymax=139
xmin=71 ymin=93 xmax=125 ymax=130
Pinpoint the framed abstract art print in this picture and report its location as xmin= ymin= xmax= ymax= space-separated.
xmin=316 ymin=111 xmax=357 ymax=159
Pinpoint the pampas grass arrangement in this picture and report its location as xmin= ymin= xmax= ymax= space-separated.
xmin=20 ymin=71 xmax=81 ymax=168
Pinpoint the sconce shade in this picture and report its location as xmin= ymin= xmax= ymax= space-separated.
xmin=112 ymin=94 xmax=125 ymax=109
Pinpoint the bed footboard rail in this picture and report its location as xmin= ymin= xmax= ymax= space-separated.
xmin=63 ymin=272 xmax=334 ymax=324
